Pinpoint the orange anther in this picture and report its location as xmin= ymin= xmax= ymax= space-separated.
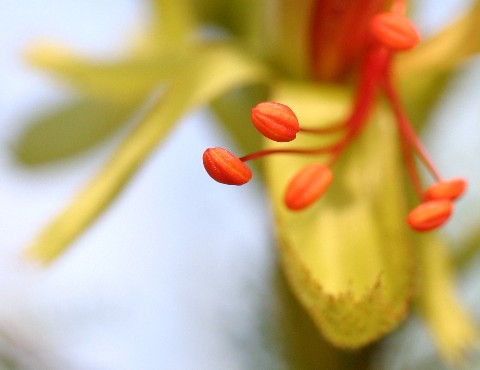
xmin=203 ymin=147 xmax=252 ymax=185
xmin=369 ymin=13 xmax=420 ymax=51
xmin=284 ymin=163 xmax=333 ymax=211
xmin=424 ymin=177 xmax=467 ymax=201
xmin=407 ymin=199 xmax=453 ymax=232
xmin=251 ymin=102 xmax=300 ymax=142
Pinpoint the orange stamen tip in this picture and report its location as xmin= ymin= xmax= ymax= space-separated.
xmin=424 ymin=177 xmax=468 ymax=201
xmin=369 ymin=13 xmax=420 ymax=51
xmin=203 ymin=147 xmax=252 ymax=185
xmin=251 ymin=102 xmax=300 ymax=142
xmin=407 ymin=199 xmax=453 ymax=232
xmin=284 ymin=163 xmax=333 ymax=211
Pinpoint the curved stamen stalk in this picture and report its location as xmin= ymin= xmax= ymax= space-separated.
xmin=299 ymin=122 xmax=347 ymax=134
xmin=382 ymin=70 xmax=442 ymax=182
xmin=239 ymin=143 xmax=341 ymax=162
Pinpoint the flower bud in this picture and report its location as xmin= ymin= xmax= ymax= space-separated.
xmin=203 ymin=147 xmax=252 ymax=185
xmin=424 ymin=177 xmax=467 ymax=201
xmin=251 ymin=102 xmax=300 ymax=142
xmin=284 ymin=163 xmax=333 ymax=211
xmin=407 ymin=199 xmax=453 ymax=232
xmin=369 ymin=13 xmax=420 ymax=51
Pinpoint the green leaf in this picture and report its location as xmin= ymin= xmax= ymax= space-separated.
xmin=26 ymin=42 xmax=190 ymax=100
xmin=416 ymin=234 xmax=477 ymax=363
xmin=24 ymin=43 xmax=270 ymax=264
xmin=14 ymin=97 xmax=141 ymax=165
xmin=265 ymin=81 xmax=415 ymax=348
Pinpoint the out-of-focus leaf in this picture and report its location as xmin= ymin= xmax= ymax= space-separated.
xmin=210 ymin=84 xmax=268 ymax=157
xmin=26 ymin=42 xmax=190 ymax=100
xmin=24 ymin=43 xmax=270 ymax=264
xmin=397 ymin=1 xmax=480 ymax=74
xmin=398 ymin=70 xmax=451 ymax=130
xmin=149 ymin=0 xmax=196 ymax=49
xmin=416 ymin=234 xmax=477 ymax=363
xmin=191 ymin=0 xmax=271 ymax=56
xmin=395 ymin=1 xmax=480 ymax=129
xmin=14 ymin=97 xmax=141 ymax=165
xmin=265 ymin=81 xmax=414 ymax=348
xmin=455 ymin=227 xmax=480 ymax=268
xmin=274 ymin=0 xmax=314 ymax=78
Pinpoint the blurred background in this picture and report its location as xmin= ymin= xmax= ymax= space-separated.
xmin=1 ymin=1 xmax=479 ymax=369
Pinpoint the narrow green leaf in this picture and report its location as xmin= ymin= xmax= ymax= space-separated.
xmin=14 ymin=97 xmax=141 ymax=165
xmin=265 ymin=81 xmax=414 ymax=348
xmin=26 ymin=42 xmax=190 ymax=100
xmin=24 ymin=43 xmax=270 ymax=263
xmin=416 ymin=234 xmax=477 ymax=363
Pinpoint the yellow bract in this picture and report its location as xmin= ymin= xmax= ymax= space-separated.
xmin=265 ymin=82 xmax=414 ymax=347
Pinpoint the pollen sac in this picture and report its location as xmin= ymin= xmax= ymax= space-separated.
xmin=369 ymin=13 xmax=420 ymax=51
xmin=284 ymin=163 xmax=333 ymax=211
xmin=424 ymin=177 xmax=467 ymax=201
xmin=407 ymin=199 xmax=453 ymax=232
xmin=203 ymin=147 xmax=252 ymax=185
xmin=251 ymin=102 xmax=300 ymax=142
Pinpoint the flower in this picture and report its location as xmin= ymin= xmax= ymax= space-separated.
xmin=202 ymin=4 xmax=466 ymax=233
xmin=17 ymin=0 xmax=480 ymax=367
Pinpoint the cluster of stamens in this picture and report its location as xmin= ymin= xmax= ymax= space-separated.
xmin=203 ymin=2 xmax=467 ymax=232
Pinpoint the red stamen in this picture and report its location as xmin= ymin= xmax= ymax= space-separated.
xmin=424 ymin=178 xmax=468 ymax=201
xmin=407 ymin=199 xmax=453 ymax=232
xmin=370 ymin=13 xmax=420 ymax=51
xmin=203 ymin=147 xmax=252 ymax=185
xmin=284 ymin=163 xmax=333 ymax=211
xmin=251 ymin=102 xmax=300 ymax=142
